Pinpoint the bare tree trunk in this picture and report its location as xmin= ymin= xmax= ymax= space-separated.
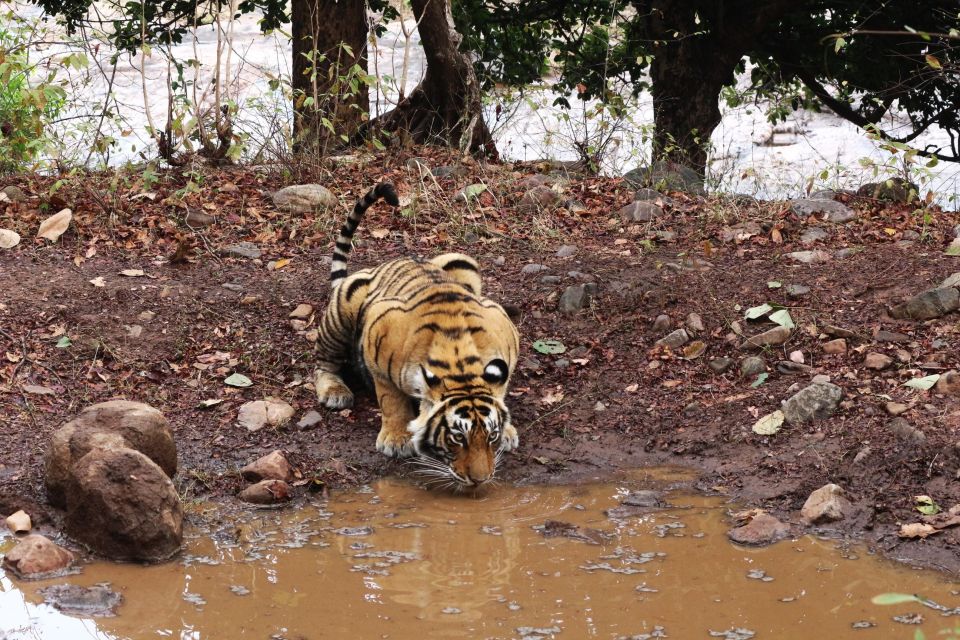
xmin=362 ymin=0 xmax=496 ymax=156
xmin=291 ymin=0 xmax=369 ymax=153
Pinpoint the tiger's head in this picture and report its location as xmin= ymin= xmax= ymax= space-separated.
xmin=405 ymin=358 xmax=517 ymax=489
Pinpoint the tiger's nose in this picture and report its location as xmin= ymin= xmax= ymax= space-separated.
xmin=466 ymin=471 xmax=491 ymax=485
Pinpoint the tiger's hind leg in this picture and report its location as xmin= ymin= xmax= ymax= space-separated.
xmin=429 ymin=253 xmax=483 ymax=296
xmin=313 ymin=281 xmax=366 ymax=409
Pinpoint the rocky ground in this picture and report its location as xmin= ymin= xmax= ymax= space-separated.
xmin=1 ymin=149 xmax=959 ymax=572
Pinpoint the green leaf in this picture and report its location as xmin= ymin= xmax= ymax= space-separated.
xmin=750 ymin=372 xmax=769 ymax=388
xmin=769 ymin=309 xmax=795 ymax=329
xmin=945 ymin=239 xmax=960 ymax=256
xmin=744 ymin=303 xmax=773 ymax=320
xmin=915 ymin=495 xmax=941 ymax=516
xmin=463 ymin=183 xmax=487 ymax=199
xmin=903 ymin=374 xmax=940 ymax=390
xmin=55 ymin=336 xmax=72 ymax=348
xmin=871 ymin=593 xmax=920 ymax=606
xmin=224 ymin=373 xmax=253 ymax=388
xmin=532 ymin=339 xmax=566 ymax=355
xmin=767 ymin=281 xmax=782 ymax=289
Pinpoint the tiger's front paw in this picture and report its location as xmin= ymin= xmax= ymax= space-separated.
xmin=376 ymin=427 xmax=416 ymax=458
xmin=500 ymin=424 xmax=519 ymax=452
xmin=315 ymin=371 xmax=354 ymax=409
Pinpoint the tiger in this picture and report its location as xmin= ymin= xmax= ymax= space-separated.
xmin=313 ymin=182 xmax=520 ymax=488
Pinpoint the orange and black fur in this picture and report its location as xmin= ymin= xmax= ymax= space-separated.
xmin=314 ymin=183 xmax=520 ymax=488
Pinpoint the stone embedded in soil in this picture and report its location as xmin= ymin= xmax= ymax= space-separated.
xmin=853 ymin=446 xmax=872 ymax=464
xmin=1 ymin=185 xmax=27 ymax=202
xmin=785 ymin=250 xmax=833 ymax=264
xmin=940 ymin=272 xmax=960 ymax=289
xmin=777 ymin=360 xmax=812 ymax=375
xmin=709 ymin=357 xmax=735 ymax=374
xmin=885 ymin=402 xmax=909 ymax=416
xmin=2 ymin=534 xmax=75 ymax=578
xmin=800 ymin=227 xmax=830 ymax=244
xmin=297 ymin=410 xmax=323 ymax=429
xmin=739 ymin=356 xmax=766 ymax=377
xmin=221 ymin=242 xmax=261 ymax=259
xmin=240 ymin=450 xmax=294 ymax=483
xmin=823 ymin=324 xmax=857 ymax=339
xmin=558 ymin=284 xmax=592 ymax=315
xmin=864 ymin=353 xmax=893 ymax=370
xmin=66 ymin=447 xmax=183 ymax=561
xmin=238 ymin=479 xmax=291 ymax=505
xmin=44 ymin=400 xmax=177 ymax=509
xmin=889 ymin=287 xmax=960 ymax=320
xmin=728 ymin=512 xmax=790 ymax=546
xmin=858 ymin=178 xmax=918 ymax=203
xmin=619 ymin=200 xmax=663 ymax=222
xmin=37 ymin=584 xmax=123 ymax=617
xmin=740 ymin=326 xmax=791 ymax=350
xmin=822 ymin=338 xmax=847 ymax=354
xmin=655 ymin=328 xmax=689 ymax=350
xmin=935 ymin=370 xmax=960 ymax=395
xmin=521 ymin=263 xmax=549 ymax=275
xmin=875 ymin=330 xmax=911 ymax=343
xmin=652 ymin=314 xmax=672 ymax=333
xmin=790 ymin=199 xmax=857 ymax=223
xmin=541 ymin=275 xmax=562 ymax=285
xmin=781 ymin=382 xmax=843 ymax=424
xmin=5 ymin=509 xmax=31 ymax=534
xmin=289 ymin=304 xmax=313 ymax=319
xmin=785 ymin=284 xmax=810 ymax=299
xmin=555 ymin=244 xmax=578 ymax=258
xmin=889 ymin=417 xmax=925 ymax=445
xmin=237 ymin=398 xmax=296 ymax=432
xmin=271 ymin=184 xmax=338 ymax=213
xmin=686 ymin=312 xmax=705 ymax=333
xmin=801 ymin=483 xmax=852 ymax=525
xmin=621 ymin=490 xmax=666 ymax=508
xmin=519 ymin=186 xmax=561 ymax=213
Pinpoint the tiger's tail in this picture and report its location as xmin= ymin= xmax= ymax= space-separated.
xmin=330 ymin=182 xmax=399 ymax=287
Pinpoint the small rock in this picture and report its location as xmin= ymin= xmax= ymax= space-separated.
xmin=853 ymin=446 xmax=872 ymax=464
xmin=940 ymin=272 xmax=960 ymax=289
xmin=811 ymin=374 xmax=831 ymax=384
xmin=623 ymin=161 xmax=705 ymax=195
xmin=790 ymin=199 xmax=857 ymax=223
xmin=240 ymin=450 xmax=294 ymax=483
xmin=728 ymin=512 xmax=790 ymax=546
xmin=822 ymin=338 xmax=847 ymax=354
xmin=238 ymin=479 xmax=291 ymax=505
xmin=558 ymin=284 xmax=591 ymax=315
xmin=540 ymin=275 xmax=562 ymax=285
xmin=800 ymin=227 xmax=830 ymax=244
xmin=864 ymin=353 xmax=893 ymax=370
xmin=885 ymin=402 xmax=909 ymax=416
xmin=709 ymin=357 xmax=735 ymax=374
xmin=184 ymin=210 xmax=216 ymax=227
xmin=405 ymin=157 xmax=430 ymax=172
xmin=808 ymin=189 xmax=838 ymax=200
xmin=432 ymin=165 xmax=467 ymax=179
xmin=621 ymin=490 xmax=665 ymax=508
xmin=271 ymin=184 xmax=338 ymax=213
xmin=634 ymin=188 xmax=675 ymax=206
xmin=858 ymin=178 xmax=918 ymax=203
xmin=521 ymin=263 xmax=549 ymax=275
xmin=593 ymin=401 xmax=607 ymax=412
xmin=289 ymin=304 xmax=313 ymax=319
xmin=37 ymin=583 xmax=122 ymax=617
xmin=221 ymin=242 xmax=261 ymax=259
xmin=935 ymin=370 xmax=960 ymax=395
xmin=785 ymin=250 xmax=833 ymax=264
xmin=686 ymin=312 xmax=705 ymax=334
xmin=785 ymin=284 xmax=811 ymax=299
xmin=237 ymin=398 xmax=296 ymax=432
xmin=875 ymin=330 xmax=911 ymax=343
xmin=777 ymin=360 xmax=812 ymax=375
xmin=740 ymin=326 xmax=791 ymax=350
xmin=652 ymin=314 xmax=672 ymax=333
xmin=297 ymin=410 xmax=322 ymax=429
xmin=655 ymin=328 xmax=689 ymax=350
xmin=5 ymin=510 xmax=31 ymax=534
xmin=823 ymin=324 xmax=857 ymax=339
xmin=2 ymin=534 xmax=75 ymax=578
xmin=519 ymin=186 xmax=561 ymax=212
xmin=801 ymin=484 xmax=852 ymax=524
xmin=1 ymin=185 xmax=27 ymax=202
xmin=618 ymin=201 xmax=663 ymax=222
xmin=740 ymin=356 xmax=766 ymax=377
xmin=889 ymin=417 xmax=925 ymax=444
xmin=782 ymin=382 xmax=843 ymax=424
xmin=789 ymin=350 xmax=805 ymax=364
xmin=890 ymin=288 xmax=960 ymax=320
xmin=493 ymin=256 xmax=506 ymax=266
xmin=555 ymin=244 xmax=577 ymax=258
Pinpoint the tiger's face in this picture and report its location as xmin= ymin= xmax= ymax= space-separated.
xmin=407 ymin=392 xmax=516 ymax=489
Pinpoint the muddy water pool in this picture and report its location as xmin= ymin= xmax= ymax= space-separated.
xmin=2 ymin=468 xmax=958 ymax=639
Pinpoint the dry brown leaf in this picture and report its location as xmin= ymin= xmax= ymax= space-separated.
xmin=37 ymin=208 xmax=72 ymax=241
xmin=119 ymin=269 xmax=145 ymax=277
xmin=89 ymin=276 xmax=106 ymax=287
xmin=370 ymin=228 xmax=390 ymax=239
xmin=898 ymin=522 xmax=940 ymax=539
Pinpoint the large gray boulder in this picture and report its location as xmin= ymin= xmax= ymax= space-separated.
xmin=65 ymin=447 xmax=183 ymax=561
xmin=45 ymin=400 xmax=176 ymax=508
